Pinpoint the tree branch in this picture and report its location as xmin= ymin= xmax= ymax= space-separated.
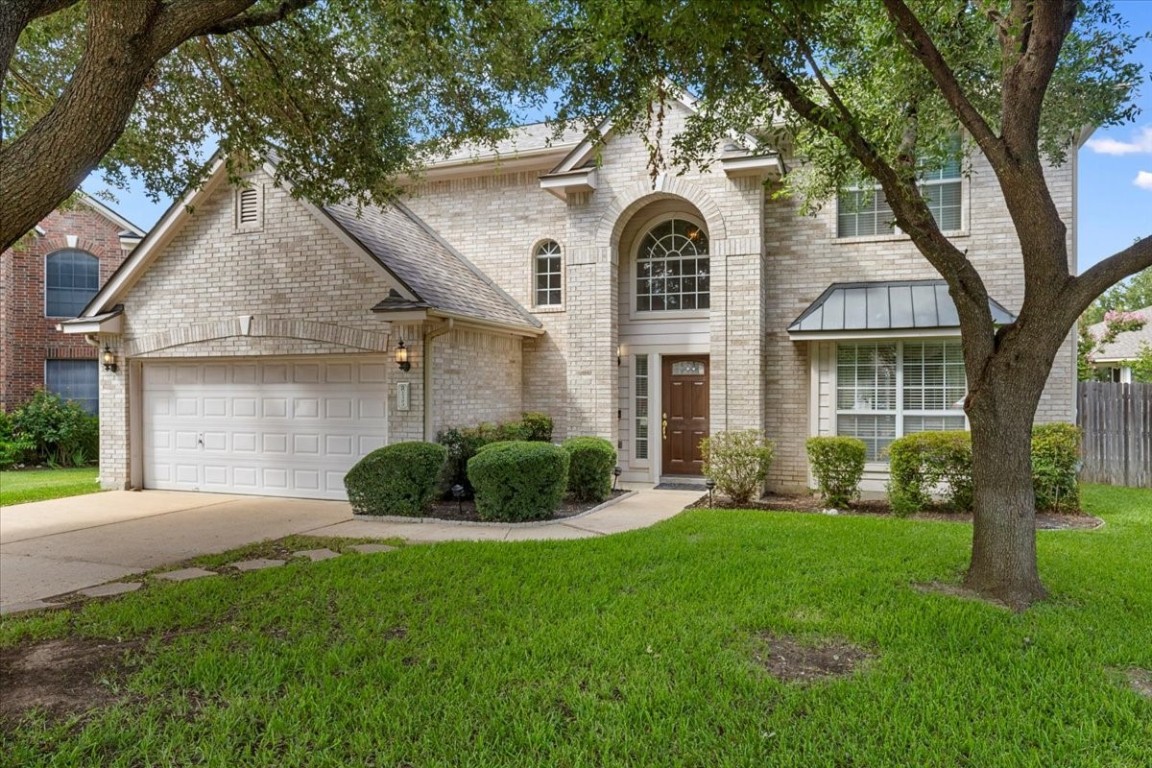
xmin=1064 ymin=237 xmax=1152 ymax=323
xmin=200 ymin=0 xmax=317 ymax=36
xmin=998 ymin=0 xmax=1077 ymax=156
xmin=880 ymin=0 xmax=1008 ymax=169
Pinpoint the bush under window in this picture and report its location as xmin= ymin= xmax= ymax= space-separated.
xmin=806 ymin=436 xmax=867 ymax=508
xmin=436 ymin=413 xmax=554 ymax=497
xmin=4 ymin=390 xmax=98 ymax=468
xmin=1031 ymin=423 xmax=1081 ymax=513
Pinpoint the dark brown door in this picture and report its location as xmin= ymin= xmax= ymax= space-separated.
xmin=662 ymin=356 xmax=709 ymax=475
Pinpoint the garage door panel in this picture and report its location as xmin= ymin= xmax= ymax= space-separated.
xmin=294 ymin=434 xmax=320 ymax=454
xmin=293 ymin=398 xmax=319 ymax=418
xmin=143 ymin=358 xmax=388 ymax=500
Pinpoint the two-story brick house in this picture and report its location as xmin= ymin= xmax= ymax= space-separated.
xmin=1 ymin=195 xmax=144 ymax=414
xmin=65 ymin=99 xmax=1077 ymax=500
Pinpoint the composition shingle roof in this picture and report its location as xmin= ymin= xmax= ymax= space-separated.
xmin=322 ymin=200 xmax=541 ymax=331
xmin=435 ymin=122 xmax=585 ymax=165
xmin=1088 ymin=306 xmax=1152 ymax=361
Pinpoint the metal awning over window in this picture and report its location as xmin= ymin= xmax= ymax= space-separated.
xmin=787 ymin=280 xmax=1015 ymax=339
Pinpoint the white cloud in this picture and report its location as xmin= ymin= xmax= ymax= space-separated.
xmin=1086 ymin=126 xmax=1152 ymax=155
xmin=1135 ymin=171 xmax=1152 ymax=190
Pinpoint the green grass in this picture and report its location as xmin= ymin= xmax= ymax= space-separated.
xmin=2 ymin=485 xmax=1149 ymax=767
xmin=0 ymin=467 xmax=100 ymax=506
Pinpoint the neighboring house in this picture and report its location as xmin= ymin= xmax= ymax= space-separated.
xmin=0 ymin=195 xmax=145 ymax=414
xmin=64 ymin=98 xmax=1079 ymax=500
xmin=1086 ymin=307 xmax=1152 ymax=383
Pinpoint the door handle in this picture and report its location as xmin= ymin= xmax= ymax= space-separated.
xmin=662 ymin=413 xmax=668 ymax=440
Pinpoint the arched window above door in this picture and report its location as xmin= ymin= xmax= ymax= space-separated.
xmin=635 ymin=217 xmax=709 ymax=312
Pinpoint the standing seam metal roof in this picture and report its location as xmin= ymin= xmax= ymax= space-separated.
xmin=788 ymin=280 xmax=1016 ymax=333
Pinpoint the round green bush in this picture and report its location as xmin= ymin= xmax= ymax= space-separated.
xmin=344 ymin=441 xmax=448 ymax=516
xmin=562 ymin=436 xmax=616 ymax=502
xmin=806 ymin=436 xmax=866 ymax=508
xmin=467 ymin=441 xmax=569 ymax=522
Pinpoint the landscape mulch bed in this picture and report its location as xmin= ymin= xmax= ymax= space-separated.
xmin=688 ymin=493 xmax=1102 ymax=530
xmin=419 ymin=490 xmax=629 ymax=523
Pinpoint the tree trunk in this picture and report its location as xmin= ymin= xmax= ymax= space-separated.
xmin=963 ymin=353 xmax=1052 ymax=609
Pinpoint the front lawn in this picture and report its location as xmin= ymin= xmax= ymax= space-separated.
xmin=0 ymin=467 xmax=100 ymax=507
xmin=2 ymin=485 xmax=1149 ymax=766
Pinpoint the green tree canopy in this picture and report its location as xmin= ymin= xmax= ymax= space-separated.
xmin=541 ymin=0 xmax=1151 ymax=607
xmin=1 ymin=0 xmax=549 ymax=250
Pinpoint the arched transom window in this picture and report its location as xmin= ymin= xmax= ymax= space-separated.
xmin=45 ymin=249 xmax=99 ymax=317
xmin=636 ymin=217 xmax=709 ymax=312
xmin=534 ymin=240 xmax=562 ymax=307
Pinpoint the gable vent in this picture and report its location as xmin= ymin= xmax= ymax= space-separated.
xmin=238 ymin=187 xmax=260 ymax=224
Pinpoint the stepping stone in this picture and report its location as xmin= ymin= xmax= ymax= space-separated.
xmin=293 ymin=548 xmax=340 ymax=562
xmin=348 ymin=544 xmax=397 ymax=554
xmin=79 ymin=582 xmax=143 ymax=598
xmin=156 ymin=567 xmax=217 ymax=582
xmin=0 ymin=600 xmax=67 ymax=617
xmin=230 ymin=558 xmax=285 ymax=572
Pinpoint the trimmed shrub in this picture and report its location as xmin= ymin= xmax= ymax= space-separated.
xmin=1031 ymin=423 xmax=1081 ymax=512
xmin=806 ymin=436 xmax=866 ymax=508
xmin=887 ymin=431 xmax=973 ymax=516
xmin=6 ymin=390 xmax=98 ymax=468
xmin=701 ymin=430 xmax=774 ymax=505
xmin=562 ymin=436 xmax=616 ymax=502
xmin=467 ymin=441 xmax=569 ymax=522
xmin=344 ymin=441 xmax=448 ymax=516
xmin=520 ymin=411 xmax=554 ymax=442
xmin=436 ymin=413 xmax=554 ymax=496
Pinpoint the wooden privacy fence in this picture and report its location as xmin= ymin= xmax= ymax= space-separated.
xmin=1077 ymin=382 xmax=1152 ymax=488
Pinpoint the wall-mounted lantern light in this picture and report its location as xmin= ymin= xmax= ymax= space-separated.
xmin=102 ymin=345 xmax=118 ymax=373
xmin=395 ymin=340 xmax=411 ymax=372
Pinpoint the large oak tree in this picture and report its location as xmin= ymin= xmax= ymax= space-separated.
xmin=544 ymin=0 xmax=1151 ymax=607
xmin=1 ymin=0 xmax=546 ymax=251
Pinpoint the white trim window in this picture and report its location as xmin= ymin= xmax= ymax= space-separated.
xmin=45 ymin=249 xmax=100 ymax=318
xmin=837 ymin=152 xmax=962 ymax=237
xmin=533 ymin=240 xmax=563 ymax=307
xmin=634 ymin=354 xmax=650 ymax=462
xmin=636 ymin=217 xmax=709 ymax=312
xmin=836 ymin=339 xmax=967 ymax=460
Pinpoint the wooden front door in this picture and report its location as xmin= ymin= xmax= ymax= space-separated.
xmin=662 ymin=356 xmax=709 ymax=475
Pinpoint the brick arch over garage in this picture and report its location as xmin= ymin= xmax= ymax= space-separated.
xmin=124 ymin=317 xmax=391 ymax=357
xmin=597 ymin=174 xmax=728 ymax=250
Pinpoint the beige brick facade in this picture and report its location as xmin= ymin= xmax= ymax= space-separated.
xmin=88 ymin=102 xmax=1078 ymax=497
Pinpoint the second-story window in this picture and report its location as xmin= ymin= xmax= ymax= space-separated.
xmin=45 ymin=249 xmax=99 ymax=317
xmin=837 ymin=149 xmax=962 ymax=237
xmin=534 ymin=240 xmax=563 ymax=307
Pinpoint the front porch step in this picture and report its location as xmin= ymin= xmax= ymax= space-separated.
xmin=655 ymin=475 xmax=707 ymax=490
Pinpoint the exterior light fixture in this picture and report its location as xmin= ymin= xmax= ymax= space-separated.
xmin=705 ymin=477 xmax=716 ymax=506
xmin=613 ymin=465 xmax=622 ymax=491
xmin=395 ymin=340 xmax=411 ymax=372
xmin=451 ymin=483 xmax=465 ymax=513
xmin=616 ymin=345 xmax=623 ymax=366
xmin=102 ymin=345 xmax=118 ymax=373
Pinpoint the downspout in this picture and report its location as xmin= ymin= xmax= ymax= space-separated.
xmin=423 ymin=318 xmax=454 ymax=441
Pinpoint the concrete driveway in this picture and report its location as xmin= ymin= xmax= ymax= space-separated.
xmin=1 ymin=491 xmax=353 ymax=608
xmin=1 ymin=487 xmax=697 ymax=611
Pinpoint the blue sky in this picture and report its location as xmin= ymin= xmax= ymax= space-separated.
xmin=87 ymin=3 xmax=1152 ymax=276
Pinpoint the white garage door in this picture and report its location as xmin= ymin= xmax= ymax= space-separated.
xmin=143 ymin=358 xmax=389 ymax=500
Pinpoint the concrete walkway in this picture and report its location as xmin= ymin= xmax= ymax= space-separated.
xmin=1 ymin=487 xmax=697 ymax=611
